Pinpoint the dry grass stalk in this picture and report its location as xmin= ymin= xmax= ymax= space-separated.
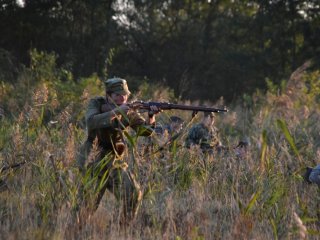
xmin=87 ymin=137 xmax=101 ymax=166
xmin=32 ymin=83 xmax=49 ymax=106
xmin=231 ymin=214 xmax=254 ymax=240
xmin=12 ymin=124 xmax=23 ymax=154
xmin=64 ymin=123 xmax=76 ymax=167
xmin=58 ymin=105 xmax=72 ymax=127
xmin=293 ymin=212 xmax=307 ymax=240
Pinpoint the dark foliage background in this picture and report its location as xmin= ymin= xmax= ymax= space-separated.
xmin=1 ymin=0 xmax=319 ymax=102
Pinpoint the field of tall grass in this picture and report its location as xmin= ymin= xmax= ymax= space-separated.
xmin=1 ymin=52 xmax=320 ymax=239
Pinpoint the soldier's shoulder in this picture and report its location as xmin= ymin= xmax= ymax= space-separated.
xmin=190 ymin=123 xmax=206 ymax=131
xmin=91 ymin=96 xmax=106 ymax=102
xmin=88 ymin=96 xmax=106 ymax=104
xmin=187 ymin=124 xmax=203 ymax=136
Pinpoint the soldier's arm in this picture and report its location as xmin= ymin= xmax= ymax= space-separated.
xmin=86 ymin=98 xmax=118 ymax=130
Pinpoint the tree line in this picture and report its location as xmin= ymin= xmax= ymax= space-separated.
xmin=1 ymin=0 xmax=319 ymax=102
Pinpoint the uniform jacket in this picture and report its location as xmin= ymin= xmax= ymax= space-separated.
xmin=77 ymin=96 xmax=154 ymax=169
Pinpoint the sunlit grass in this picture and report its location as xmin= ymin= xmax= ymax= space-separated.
xmin=1 ymin=61 xmax=320 ymax=239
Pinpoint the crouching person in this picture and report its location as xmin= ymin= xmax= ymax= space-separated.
xmin=185 ymin=112 xmax=222 ymax=154
xmin=304 ymin=164 xmax=320 ymax=187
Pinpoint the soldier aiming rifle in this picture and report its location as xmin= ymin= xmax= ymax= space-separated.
xmin=75 ymin=77 xmax=228 ymax=224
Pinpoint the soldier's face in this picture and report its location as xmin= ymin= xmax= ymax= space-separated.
xmin=110 ymin=92 xmax=128 ymax=105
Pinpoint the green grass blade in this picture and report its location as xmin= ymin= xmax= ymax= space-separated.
xmin=276 ymin=119 xmax=300 ymax=158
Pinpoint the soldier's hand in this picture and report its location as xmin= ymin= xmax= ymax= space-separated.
xmin=148 ymin=105 xmax=162 ymax=117
xmin=117 ymin=104 xmax=130 ymax=115
xmin=148 ymin=105 xmax=162 ymax=125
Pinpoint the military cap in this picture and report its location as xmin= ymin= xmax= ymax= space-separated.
xmin=104 ymin=77 xmax=131 ymax=95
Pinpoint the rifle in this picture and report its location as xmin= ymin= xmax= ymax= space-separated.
xmin=0 ymin=160 xmax=27 ymax=173
xmin=128 ymin=101 xmax=228 ymax=113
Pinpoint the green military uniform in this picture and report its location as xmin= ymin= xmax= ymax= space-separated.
xmin=76 ymin=78 xmax=154 ymax=222
xmin=185 ymin=122 xmax=220 ymax=153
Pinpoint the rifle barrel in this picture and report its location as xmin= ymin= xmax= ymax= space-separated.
xmin=130 ymin=101 xmax=228 ymax=113
xmin=167 ymin=103 xmax=228 ymax=113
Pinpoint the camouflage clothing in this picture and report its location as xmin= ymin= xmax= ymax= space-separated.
xmin=304 ymin=164 xmax=320 ymax=187
xmin=76 ymin=96 xmax=154 ymax=221
xmin=309 ymin=165 xmax=320 ymax=186
xmin=185 ymin=123 xmax=220 ymax=153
